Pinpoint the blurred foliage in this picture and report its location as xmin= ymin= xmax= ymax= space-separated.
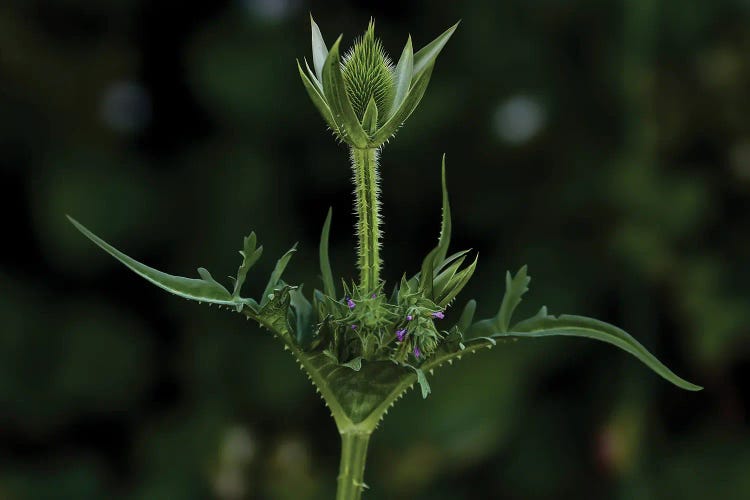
xmin=1 ymin=0 xmax=748 ymax=498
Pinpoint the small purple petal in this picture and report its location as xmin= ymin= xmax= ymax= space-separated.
xmin=351 ymin=324 xmax=357 ymax=330
xmin=431 ymin=311 xmax=445 ymax=319
xmin=347 ymin=299 xmax=356 ymax=309
xmin=395 ymin=329 xmax=406 ymax=342
xmin=406 ymin=315 xmax=413 ymax=321
xmin=371 ymin=293 xmax=377 ymax=299
xmin=413 ymin=346 xmax=421 ymax=358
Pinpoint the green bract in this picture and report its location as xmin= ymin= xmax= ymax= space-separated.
xmin=298 ymin=16 xmax=458 ymax=148
xmin=68 ymin=16 xmax=700 ymax=500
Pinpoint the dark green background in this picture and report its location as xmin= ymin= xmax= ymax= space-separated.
xmin=1 ymin=0 xmax=748 ymax=498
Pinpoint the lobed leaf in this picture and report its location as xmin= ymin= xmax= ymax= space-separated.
xmin=233 ymin=232 xmax=263 ymax=300
xmin=496 ymin=266 xmax=530 ymax=332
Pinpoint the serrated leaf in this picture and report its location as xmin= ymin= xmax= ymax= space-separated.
xmin=417 ymin=155 xmax=452 ymax=297
xmin=362 ymin=96 xmax=379 ymax=135
xmin=310 ymin=15 xmax=328 ymax=82
xmin=261 ymin=244 xmax=297 ymax=306
xmin=496 ymin=266 xmax=530 ymax=332
xmin=503 ymin=313 xmax=703 ymax=391
xmin=298 ymin=60 xmax=339 ymax=133
xmin=68 ymin=216 xmax=244 ymax=307
xmin=319 ymin=208 xmax=336 ymax=299
xmin=371 ymin=60 xmax=434 ymax=145
xmin=389 ymin=35 xmax=413 ymax=120
xmin=413 ymin=21 xmax=459 ymax=78
xmin=233 ymin=232 xmax=263 ymax=300
xmin=322 ymin=36 xmax=368 ymax=148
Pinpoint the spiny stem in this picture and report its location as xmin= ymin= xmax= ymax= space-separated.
xmin=336 ymin=430 xmax=372 ymax=500
xmin=350 ymin=147 xmax=381 ymax=290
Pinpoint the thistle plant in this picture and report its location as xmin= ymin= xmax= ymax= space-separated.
xmin=68 ymin=16 xmax=701 ymax=499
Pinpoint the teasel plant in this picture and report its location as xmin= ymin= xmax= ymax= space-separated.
xmin=68 ymin=16 xmax=701 ymax=500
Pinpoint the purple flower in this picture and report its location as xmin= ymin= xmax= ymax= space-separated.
xmin=406 ymin=315 xmax=413 ymax=321
xmin=395 ymin=328 xmax=407 ymax=342
xmin=347 ymin=298 xmax=356 ymax=309
xmin=431 ymin=311 xmax=445 ymax=320
xmin=351 ymin=324 xmax=358 ymax=330
xmin=413 ymin=346 xmax=421 ymax=358
xmin=371 ymin=293 xmax=377 ymax=299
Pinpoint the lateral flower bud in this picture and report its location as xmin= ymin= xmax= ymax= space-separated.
xmin=298 ymin=15 xmax=459 ymax=148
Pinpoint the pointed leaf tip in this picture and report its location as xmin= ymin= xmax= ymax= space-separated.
xmin=319 ymin=208 xmax=336 ymax=298
xmin=310 ymin=14 xmax=328 ymax=82
xmin=506 ymin=313 xmax=703 ymax=391
xmin=413 ymin=21 xmax=459 ymax=78
xmin=67 ymin=216 xmax=239 ymax=306
xmin=389 ymin=35 xmax=414 ymax=120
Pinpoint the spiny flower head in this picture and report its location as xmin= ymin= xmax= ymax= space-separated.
xmin=341 ymin=20 xmax=394 ymax=124
xmin=298 ymin=15 xmax=459 ymax=148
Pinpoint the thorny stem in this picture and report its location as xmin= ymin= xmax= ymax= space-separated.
xmin=350 ymin=147 xmax=381 ymax=290
xmin=336 ymin=430 xmax=372 ymax=500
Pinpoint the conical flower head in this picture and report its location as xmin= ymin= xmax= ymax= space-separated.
xmin=298 ymin=16 xmax=459 ymax=148
xmin=341 ymin=20 xmax=394 ymax=124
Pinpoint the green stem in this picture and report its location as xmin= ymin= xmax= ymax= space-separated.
xmin=350 ymin=147 xmax=381 ymax=290
xmin=336 ymin=430 xmax=372 ymax=500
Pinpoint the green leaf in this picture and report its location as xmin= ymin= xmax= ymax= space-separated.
xmin=413 ymin=21 xmax=459 ymax=78
xmin=417 ymin=155 xmax=452 ymax=297
xmin=319 ymin=208 xmax=336 ymax=299
xmin=406 ymin=365 xmax=431 ymax=399
xmin=289 ymin=285 xmax=315 ymax=348
xmin=297 ymin=60 xmax=339 ymax=134
xmin=432 ymin=255 xmax=466 ymax=297
xmin=456 ymin=299 xmax=477 ymax=333
xmin=310 ymin=15 xmax=328 ymax=82
xmin=434 ymin=155 xmax=452 ymax=265
xmin=322 ymin=36 xmax=368 ymax=148
xmin=504 ymin=313 xmax=703 ymax=391
xmin=371 ymin=60 xmax=434 ymax=146
xmin=436 ymin=253 xmax=478 ymax=307
xmin=67 ymin=216 xmax=243 ymax=306
xmin=341 ymin=356 xmax=363 ymax=371
xmin=233 ymin=232 xmax=263 ymax=300
xmin=261 ymin=244 xmax=297 ymax=307
xmin=362 ymin=96 xmax=379 ymax=135
xmin=389 ymin=35 xmax=413 ymax=120
xmin=496 ymin=266 xmax=530 ymax=332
